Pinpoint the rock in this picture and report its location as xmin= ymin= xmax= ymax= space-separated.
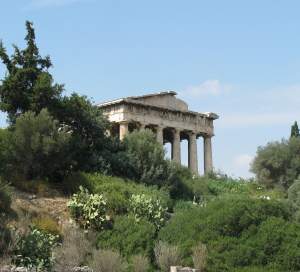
xmin=28 ymin=194 xmax=36 ymax=200
xmin=72 ymin=266 xmax=93 ymax=272
xmin=0 ymin=265 xmax=12 ymax=272
xmin=14 ymin=268 xmax=28 ymax=272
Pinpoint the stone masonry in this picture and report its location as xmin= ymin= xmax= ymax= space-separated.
xmin=98 ymin=91 xmax=218 ymax=175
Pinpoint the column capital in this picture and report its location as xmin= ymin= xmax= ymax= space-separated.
xmin=187 ymin=130 xmax=197 ymax=136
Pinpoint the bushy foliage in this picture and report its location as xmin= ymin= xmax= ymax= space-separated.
xmin=83 ymin=172 xmax=172 ymax=215
xmin=97 ymin=215 xmax=156 ymax=259
xmin=129 ymin=194 xmax=167 ymax=230
xmin=158 ymin=196 xmax=299 ymax=271
xmin=0 ymin=22 xmax=112 ymax=182
xmin=0 ymin=179 xmax=12 ymax=255
xmin=154 ymin=241 xmax=181 ymax=272
xmin=0 ymin=179 xmax=11 ymax=217
xmin=123 ymin=130 xmax=169 ymax=186
xmin=291 ymin=121 xmax=300 ymax=138
xmin=68 ymin=186 xmax=108 ymax=230
xmin=130 ymin=254 xmax=150 ymax=272
xmin=90 ymin=249 xmax=126 ymax=272
xmin=192 ymin=242 xmax=207 ymax=271
xmin=53 ymin=93 xmax=110 ymax=174
xmin=288 ymin=177 xmax=300 ymax=222
xmin=0 ymin=129 xmax=11 ymax=175
xmin=0 ymin=21 xmax=63 ymax=123
xmin=13 ymin=227 xmax=59 ymax=271
xmin=8 ymin=109 xmax=71 ymax=181
xmin=32 ymin=215 xmax=61 ymax=236
xmin=53 ymin=225 xmax=93 ymax=271
xmin=251 ymin=137 xmax=300 ymax=189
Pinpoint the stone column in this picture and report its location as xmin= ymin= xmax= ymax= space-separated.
xmin=156 ymin=126 xmax=164 ymax=145
xmin=119 ymin=121 xmax=129 ymax=141
xmin=172 ymin=129 xmax=181 ymax=164
xmin=188 ymin=132 xmax=198 ymax=175
xmin=204 ymin=135 xmax=213 ymax=174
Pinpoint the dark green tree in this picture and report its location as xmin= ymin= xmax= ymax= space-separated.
xmin=251 ymin=137 xmax=300 ymax=189
xmin=54 ymin=93 xmax=110 ymax=173
xmin=8 ymin=109 xmax=71 ymax=180
xmin=0 ymin=21 xmax=63 ymax=123
xmin=291 ymin=121 xmax=300 ymax=138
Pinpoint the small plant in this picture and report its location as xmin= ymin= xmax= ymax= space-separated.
xmin=13 ymin=227 xmax=59 ymax=271
xmin=154 ymin=241 xmax=181 ymax=272
xmin=192 ymin=242 xmax=208 ymax=272
xmin=53 ymin=225 xmax=93 ymax=271
xmin=32 ymin=216 xmax=61 ymax=236
xmin=68 ymin=186 xmax=108 ymax=229
xmin=130 ymin=254 xmax=150 ymax=272
xmin=89 ymin=249 xmax=126 ymax=272
xmin=129 ymin=194 xmax=167 ymax=230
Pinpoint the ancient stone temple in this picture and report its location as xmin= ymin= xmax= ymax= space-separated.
xmin=98 ymin=91 xmax=218 ymax=175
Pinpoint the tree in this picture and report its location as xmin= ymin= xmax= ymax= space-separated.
xmin=0 ymin=21 xmax=112 ymax=178
xmin=251 ymin=137 xmax=300 ymax=189
xmin=0 ymin=21 xmax=63 ymax=123
xmin=54 ymin=93 xmax=110 ymax=173
xmin=291 ymin=121 xmax=300 ymax=138
xmin=124 ymin=130 xmax=169 ymax=186
xmin=8 ymin=109 xmax=71 ymax=180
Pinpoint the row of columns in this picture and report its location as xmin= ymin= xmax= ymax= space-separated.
xmin=118 ymin=121 xmax=213 ymax=175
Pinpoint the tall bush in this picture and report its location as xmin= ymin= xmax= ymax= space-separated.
xmin=124 ymin=130 xmax=169 ymax=186
xmin=8 ymin=109 xmax=71 ymax=181
xmin=97 ymin=215 xmax=156 ymax=259
xmin=251 ymin=137 xmax=300 ymax=189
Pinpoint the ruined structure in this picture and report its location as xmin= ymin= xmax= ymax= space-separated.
xmin=98 ymin=91 xmax=218 ymax=175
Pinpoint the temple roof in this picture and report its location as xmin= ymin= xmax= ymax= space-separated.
xmin=98 ymin=91 xmax=219 ymax=120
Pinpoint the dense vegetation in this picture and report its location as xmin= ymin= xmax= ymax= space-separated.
xmin=1 ymin=22 xmax=300 ymax=272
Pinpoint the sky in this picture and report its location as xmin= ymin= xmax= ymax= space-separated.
xmin=1 ymin=0 xmax=300 ymax=178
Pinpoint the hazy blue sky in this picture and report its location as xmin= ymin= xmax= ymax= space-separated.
xmin=1 ymin=0 xmax=300 ymax=177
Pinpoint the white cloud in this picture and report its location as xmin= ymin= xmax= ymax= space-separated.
xmin=233 ymin=154 xmax=253 ymax=168
xmin=220 ymin=111 xmax=300 ymax=128
xmin=184 ymin=80 xmax=233 ymax=97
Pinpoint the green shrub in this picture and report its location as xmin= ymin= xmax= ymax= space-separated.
xmin=90 ymin=249 xmax=126 ymax=272
xmin=0 ymin=179 xmax=12 ymax=256
xmin=97 ymin=215 xmax=156 ymax=259
xmin=154 ymin=241 xmax=182 ymax=272
xmin=129 ymin=254 xmax=150 ymax=272
xmin=83 ymin=173 xmax=172 ymax=215
xmin=0 ymin=179 xmax=11 ymax=217
xmin=159 ymin=196 xmax=296 ymax=270
xmin=123 ymin=130 xmax=169 ymax=186
xmin=68 ymin=186 xmax=108 ymax=230
xmin=61 ymin=171 xmax=92 ymax=195
xmin=288 ymin=178 xmax=300 ymax=221
xmin=8 ymin=109 xmax=71 ymax=181
xmin=251 ymin=137 xmax=300 ymax=189
xmin=129 ymin=194 xmax=167 ymax=230
xmin=13 ymin=227 xmax=59 ymax=271
xmin=0 ymin=128 xmax=11 ymax=177
xmin=32 ymin=215 xmax=61 ymax=236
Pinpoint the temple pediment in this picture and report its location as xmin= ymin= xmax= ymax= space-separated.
xmin=128 ymin=91 xmax=189 ymax=111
